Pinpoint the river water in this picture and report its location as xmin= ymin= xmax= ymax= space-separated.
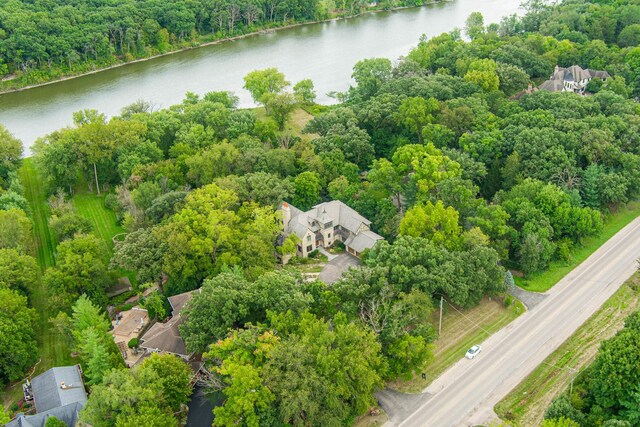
xmin=0 ymin=0 xmax=520 ymax=152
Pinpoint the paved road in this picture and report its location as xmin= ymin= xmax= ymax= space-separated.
xmin=395 ymin=217 xmax=640 ymax=427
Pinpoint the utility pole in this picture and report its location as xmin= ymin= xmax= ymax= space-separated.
xmin=439 ymin=296 xmax=444 ymax=335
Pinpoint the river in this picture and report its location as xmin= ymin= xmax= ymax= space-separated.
xmin=0 ymin=0 xmax=520 ymax=153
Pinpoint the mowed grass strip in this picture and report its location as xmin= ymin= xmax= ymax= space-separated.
xmin=495 ymin=273 xmax=640 ymax=426
xmin=388 ymin=297 xmax=524 ymax=393
xmin=516 ymin=200 xmax=640 ymax=293
xmin=3 ymin=159 xmax=74 ymax=409
xmin=18 ymin=158 xmax=56 ymax=269
xmin=72 ymin=192 xmax=124 ymax=254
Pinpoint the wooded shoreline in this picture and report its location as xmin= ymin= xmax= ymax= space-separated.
xmin=0 ymin=1 xmax=445 ymax=96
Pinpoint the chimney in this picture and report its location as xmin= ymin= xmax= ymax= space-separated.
xmin=281 ymin=202 xmax=291 ymax=228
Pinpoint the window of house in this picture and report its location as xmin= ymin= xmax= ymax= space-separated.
xmin=328 ymin=233 xmax=331 ymax=238
xmin=307 ymin=235 xmax=311 ymax=242
xmin=306 ymin=245 xmax=313 ymax=252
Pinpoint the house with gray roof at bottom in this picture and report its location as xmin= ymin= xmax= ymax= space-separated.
xmin=539 ymin=65 xmax=610 ymax=94
xmin=7 ymin=365 xmax=87 ymax=427
xmin=280 ymin=200 xmax=384 ymax=259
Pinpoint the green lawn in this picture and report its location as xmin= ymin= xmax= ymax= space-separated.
xmin=388 ymin=297 xmax=524 ymax=393
xmin=254 ymin=106 xmax=318 ymax=141
xmin=516 ymin=200 xmax=640 ymax=293
xmin=72 ymin=192 xmax=125 ymax=254
xmin=3 ymin=160 xmax=75 ymax=411
xmin=18 ymin=158 xmax=56 ymax=269
xmin=495 ymin=273 xmax=640 ymax=426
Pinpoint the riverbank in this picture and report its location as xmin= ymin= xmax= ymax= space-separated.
xmin=0 ymin=1 xmax=445 ymax=96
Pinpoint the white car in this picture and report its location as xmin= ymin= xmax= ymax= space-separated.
xmin=465 ymin=345 xmax=481 ymax=359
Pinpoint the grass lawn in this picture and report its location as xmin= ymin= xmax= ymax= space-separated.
xmin=3 ymin=160 xmax=75 ymax=412
xmin=516 ymin=200 xmax=640 ymax=293
xmin=495 ymin=273 xmax=640 ymax=426
xmin=388 ymin=297 xmax=525 ymax=393
xmin=72 ymin=192 xmax=125 ymax=254
xmin=254 ymin=106 xmax=318 ymax=141
xmin=18 ymin=158 xmax=56 ymax=269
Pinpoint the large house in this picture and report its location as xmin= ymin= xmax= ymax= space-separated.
xmin=280 ymin=200 xmax=384 ymax=258
xmin=8 ymin=365 xmax=87 ymax=427
xmin=539 ymin=65 xmax=610 ymax=94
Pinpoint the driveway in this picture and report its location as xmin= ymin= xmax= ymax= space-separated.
xmin=318 ymin=253 xmax=361 ymax=284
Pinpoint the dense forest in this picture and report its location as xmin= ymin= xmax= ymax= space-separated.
xmin=1 ymin=0 xmax=640 ymax=424
xmin=0 ymin=0 xmax=436 ymax=90
xmin=544 ymin=309 xmax=640 ymax=426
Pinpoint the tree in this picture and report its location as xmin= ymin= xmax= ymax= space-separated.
xmin=221 ymin=172 xmax=294 ymax=207
xmin=264 ymin=92 xmax=296 ymax=130
xmin=139 ymin=353 xmax=192 ymax=412
xmin=0 ymin=249 xmax=38 ymax=294
xmin=80 ymin=354 xmax=191 ymax=427
xmin=70 ymin=296 xmax=123 ymax=383
xmin=544 ymin=395 xmax=585 ymax=425
xmin=293 ymin=79 xmax=316 ymax=105
xmin=142 ymin=291 xmax=169 ymax=320
xmin=112 ymin=227 xmax=167 ymax=285
xmin=350 ymin=58 xmax=392 ymax=101
xmin=181 ymin=271 xmax=311 ymax=353
xmin=496 ymin=62 xmax=530 ymax=95
xmin=0 ymin=288 xmax=37 ymax=385
xmin=159 ymin=184 xmax=281 ymax=288
xmin=399 ymin=201 xmax=462 ymax=248
xmin=0 ymin=208 xmax=33 ymax=254
xmin=541 ymin=418 xmax=581 ymax=427
xmin=44 ymin=234 xmax=112 ymax=306
xmin=396 ymin=97 xmax=439 ymax=144
xmin=264 ymin=312 xmax=384 ymax=426
xmin=49 ymin=212 xmax=92 ymax=242
xmin=0 ymin=407 xmax=10 ymax=425
xmin=81 ymin=328 xmax=113 ymax=385
xmin=464 ymin=12 xmax=485 ymax=40
xmin=464 ymin=59 xmax=500 ymax=92
xmin=587 ymin=316 xmax=640 ymax=415
xmin=293 ymin=171 xmax=321 ymax=211
xmin=243 ymin=68 xmax=290 ymax=113
xmin=45 ymin=417 xmax=68 ymax=427
xmin=0 ymin=125 xmax=23 ymax=188
xmin=205 ymin=327 xmax=279 ymax=427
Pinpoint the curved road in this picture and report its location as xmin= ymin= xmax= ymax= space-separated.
xmin=391 ymin=217 xmax=640 ymax=427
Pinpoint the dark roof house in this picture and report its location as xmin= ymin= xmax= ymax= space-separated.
xmin=139 ymin=289 xmax=199 ymax=359
xmin=7 ymin=365 xmax=87 ymax=427
xmin=539 ymin=65 xmax=611 ymax=94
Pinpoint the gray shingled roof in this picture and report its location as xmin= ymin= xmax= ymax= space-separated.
xmin=539 ymin=79 xmax=564 ymax=92
xmin=344 ymin=230 xmax=384 ymax=253
xmin=139 ymin=318 xmax=188 ymax=357
xmin=6 ymin=401 xmax=84 ymax=427
xmin=167 ymin=289 xmax=198 ymax=315
xmin=588 ymin=69 xmax=611 ymax=79
xmin=31 ymin=366 xmax=87 ymax=414
xmin=139 ymin=289 xmax=198 ymax=357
